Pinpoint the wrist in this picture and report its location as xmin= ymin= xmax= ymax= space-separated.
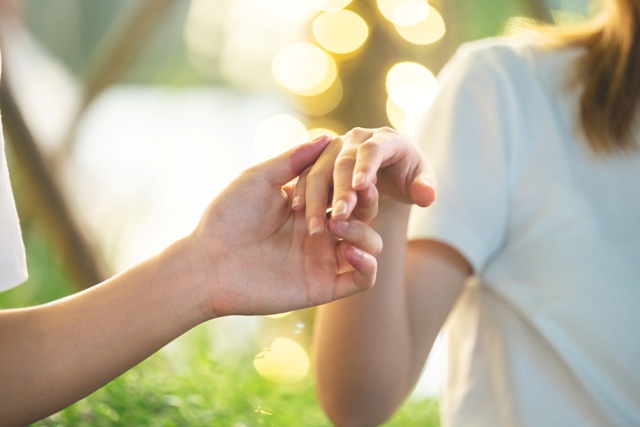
xmin=155 ymin=233 xmax=217 ymax=325
xmin=369 ymin=195 xmax=411 ymax=234
xmin=376 ymin=194 xmax=411 ymax=218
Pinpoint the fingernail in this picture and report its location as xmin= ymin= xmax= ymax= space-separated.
xmin=308 ymin=216 xmax=323 ymax=236
xmin=418 ymin=176 xmax=436 ymax=189
xmin=332 ymin=200 xmax=348 ymax=218
xmin=333 ymin=220 xmax=349 ymax=233
xmin=311 ymin=134 xmax=328 ymax=144
xmin=292 ymin=195 xmax=302 ymax=209
xmin=351 ymin=246 xmax=364 ymax=261
xmin=353 ymin=171 xmax=366 ymax=188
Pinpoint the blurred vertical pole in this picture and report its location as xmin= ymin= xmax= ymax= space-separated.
xmin=1 ymin=82 xmax=107 ymax=289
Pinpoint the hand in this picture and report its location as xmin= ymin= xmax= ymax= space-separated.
xmin=188 ymin=135 xmax=382 ymax=318
xmin=293 ymin=127 xmax=436 ymax=234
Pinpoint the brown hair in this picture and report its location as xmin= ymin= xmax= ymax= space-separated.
xmin=535 ymin=0 xmax=640 ymax=153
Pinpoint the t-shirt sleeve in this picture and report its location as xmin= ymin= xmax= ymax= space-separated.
xmin=0 ymin=111 xmax=29 ymax=291
xmin=408 ymin=43 xmax=512 ymax=273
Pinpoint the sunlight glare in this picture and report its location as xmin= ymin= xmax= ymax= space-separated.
xmin=183 ymin=0 xmax=226 ymax=77
xmin=253 ymin=338 xmax=310 ymax=383
xmin=253 ymin=114 xmax=308 ymax=161
xmin=266 ymin=312 xmax=293 ymax=319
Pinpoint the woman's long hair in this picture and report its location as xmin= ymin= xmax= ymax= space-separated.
xmin=539 ymin=0 xmax=640 ymax=153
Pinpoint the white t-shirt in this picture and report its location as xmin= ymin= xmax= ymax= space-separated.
xmin=0 ymin=53 xmax=28 ymax=291
xmin=408 ymin=37 xmax=640 ymax=427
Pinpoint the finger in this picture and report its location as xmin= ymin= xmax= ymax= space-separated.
xmin=327 ymin=218 xmax=383 ymax=256
xmin=355 ymin=128 xmax=437 ymax=206
xmin=410 ymin=172 xmax=438 ymax=208
xmin=333 ymin=244 xmax=377 ymax=299
xmin=254 ymin=134 xmax=331 ymax=186
xmin=331 ymin=129 xmax=373 ymax=220
xmin=305 ymin=141 xmax=341 ymax=235
xmin=351 ymin=130 xmax=401 ymax=191
xmin=352 ymin=183 xmax=379 ymax=222
xmin=292 ymin=166 xmax=311 ymax=211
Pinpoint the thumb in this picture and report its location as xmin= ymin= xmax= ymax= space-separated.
xmin=410 ymin=176 xmax=437 ymax=207
xmin=254 ymin=134 xmax=331 ymax=185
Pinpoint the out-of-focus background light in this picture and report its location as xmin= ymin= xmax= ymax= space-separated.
xmin=253 ymin=337 xmax=311 ymax=384
xmin=385 ymin=61 xmax=439 ymax=134
xmin=312 ymin=10 xmax=369 ymax=54
xmin=305 ymin=0 xmax=353 ymax=12
xmin=272 ymin=43 xmax=338 ymax=96
xmin=395 ymin=4 xmax=446 ymax=45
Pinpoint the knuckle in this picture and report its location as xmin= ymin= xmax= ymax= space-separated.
xmin=335 ymin=155 xmax=357 ymax=171
xmin=347 ymin=127 xmax=367 ymax=139
xmin=378 ymin=126 xmax=396 ymax=134
xmin=306 ymin=167 xmax=327 ymax=183
xmin=360 ymin=138 xmax=381 ymax=151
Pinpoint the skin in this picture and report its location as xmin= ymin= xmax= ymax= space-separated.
xmin=0 ymin=135 xmax=383 ymax=426
xmin=298 ymin=128 xmax=472 ymax=426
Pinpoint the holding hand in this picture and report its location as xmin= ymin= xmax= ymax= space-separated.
xmin=293 ymin=127 xmax=437 ymax=235
xmin=188 ymin=135 xmax=383 ymax=318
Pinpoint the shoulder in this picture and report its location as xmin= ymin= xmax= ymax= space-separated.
xmin=440 ymin=36 xmax=581 ymax=90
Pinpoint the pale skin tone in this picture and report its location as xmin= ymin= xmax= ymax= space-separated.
xmin=297 ymin=127 xmax=473 ymax=427
xmin=0 ymin=135 xmax=383 ymax=426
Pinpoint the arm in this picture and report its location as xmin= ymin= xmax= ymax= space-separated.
xmin=315 ymin=211 xmax=469 ymax=426
xmin=0 ymin=135 xmax=382 ymax=426
xmin=304 ymin=128 xmax=471 ymax=426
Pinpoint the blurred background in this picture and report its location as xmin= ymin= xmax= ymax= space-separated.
xmin=0 ymin=0 xmax=593 ymax=425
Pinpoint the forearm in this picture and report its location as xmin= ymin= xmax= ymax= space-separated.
xmin=0 ymin=234 xmax=209 ymax=426
xmin=314 ymin=201 xmax=415 ymax=426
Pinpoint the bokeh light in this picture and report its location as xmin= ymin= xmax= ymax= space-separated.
xmin=386 ymin=62 xmax=438 ymax=134
xmin=253 ymin=338 xmax=310 ymax=383
xmin=272 ymin=43 xmax=338 ymax=96
xmin=395 ymin=5 xmax=446 ymax=45
xmin=269 ymin=0 xmax=318 ymax=23
xmin=377 ymin=0 xmax=430 ymax=25
xmin=253 ymin=114 xmax=308 ymax=160
xmin=386 ymin=96 xmax=426 ymax=135
xmin=290 ymin=77 xmax=344 ymax=116
xmin=305 ymin=0 xmax=352 ymax=11
xmin=312 ymin=10 xmax=369 ymax=54
xmin=386 ymin=61 xmax=438 ymax=111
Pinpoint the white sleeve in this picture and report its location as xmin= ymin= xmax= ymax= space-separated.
xmin=408 ymin=43 xmax=512 ymax=273
xmin=0 ymin=109 xmax=29 ymax=291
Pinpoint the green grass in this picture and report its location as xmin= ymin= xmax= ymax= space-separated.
xmin=34 ymin=324 xmax=439 ymax=426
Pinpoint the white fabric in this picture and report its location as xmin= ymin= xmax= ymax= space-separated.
xmin=408 ymin=37 xmax=640 ymax=427
xmin=0 ymin=52 xmax=28 ymax=291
